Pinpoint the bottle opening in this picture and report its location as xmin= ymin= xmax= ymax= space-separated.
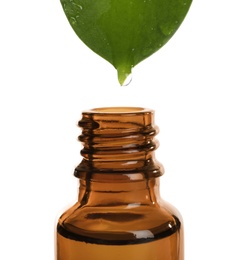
xmin=90 ymin=107 xmax=151 ymax=114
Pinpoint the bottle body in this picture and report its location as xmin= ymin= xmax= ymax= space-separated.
xmin=56 ymin=107 xmax=183 ymax=260
xmin=57 ymin=229 xmax=182 ymax=260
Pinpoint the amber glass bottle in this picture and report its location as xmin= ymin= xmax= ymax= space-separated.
xmin=56 ymin=107 xmax=183 ymax=260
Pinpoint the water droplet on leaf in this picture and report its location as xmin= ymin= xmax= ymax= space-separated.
xmin=70 ymin=17 xmax=77 ymax=25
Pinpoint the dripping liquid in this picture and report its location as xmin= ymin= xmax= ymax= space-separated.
xmin=56 ymin=224 xmax=183 ymax=260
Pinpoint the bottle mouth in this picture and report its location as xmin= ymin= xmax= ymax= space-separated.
xmin=89 ymin=107 xmax=152 ymax=114
xmin=80 ymin=107 xmax=155 ymax=132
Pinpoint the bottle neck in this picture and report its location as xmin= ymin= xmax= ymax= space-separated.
xmin=73 ymin=107 xmax=164 ymax=206
xmin=74 ymin=107 xmax=164 ymax=179
xmin=78 ymin=173 xmax=161 ymax=206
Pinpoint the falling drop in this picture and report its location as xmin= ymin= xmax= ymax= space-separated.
xmin=122 ymin=73 xmax=132 ymax=86
xmin=117 ymin=64 xmax=132 ymax=86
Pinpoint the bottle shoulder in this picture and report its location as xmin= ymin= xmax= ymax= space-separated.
xmin=57 ymin=200 xmax=182 ymax=244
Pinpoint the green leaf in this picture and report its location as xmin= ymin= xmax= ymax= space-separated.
xmin=61 ymin=0 xmax=192 ymax=85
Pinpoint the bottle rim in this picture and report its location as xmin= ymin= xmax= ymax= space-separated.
xmin=84 ymin=107 xmax=153 ymax=114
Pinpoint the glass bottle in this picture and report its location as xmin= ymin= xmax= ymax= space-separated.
xmin=56 ymin=107 xmax=184 ymax=260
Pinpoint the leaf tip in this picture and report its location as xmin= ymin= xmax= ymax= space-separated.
xmin=117 ymin=65 xmax=132 ymax=86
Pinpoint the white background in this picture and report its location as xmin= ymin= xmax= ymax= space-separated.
xmin=0 ymin=0 xmax=249 ymax=259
